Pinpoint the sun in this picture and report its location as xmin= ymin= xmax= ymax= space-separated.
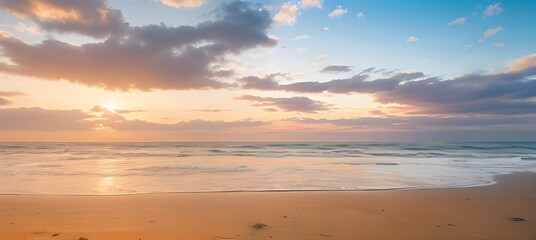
xmin=104 ymin=103 xmax=117 ymax=112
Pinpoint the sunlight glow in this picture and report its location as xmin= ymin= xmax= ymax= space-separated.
xmin=104 ymin=103 xmax=117 ymax=112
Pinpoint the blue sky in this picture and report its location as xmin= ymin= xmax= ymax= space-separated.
xmin=3 ymin=0 xmax=534 ymax=76
xmin=102 ymin=0 xmax=536 ymax=78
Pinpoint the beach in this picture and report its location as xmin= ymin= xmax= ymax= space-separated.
xmin=1 ymin=0 xmax=535 ymax=239
xmin=1 ymin=172 xmax=535 ymax=240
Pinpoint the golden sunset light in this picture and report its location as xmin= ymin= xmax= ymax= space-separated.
xmin=0 ymin=0 xmax=535 ymax=239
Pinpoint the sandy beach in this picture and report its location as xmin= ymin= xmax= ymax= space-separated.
xmin=0 ymin=173 xmax=534 ymax=240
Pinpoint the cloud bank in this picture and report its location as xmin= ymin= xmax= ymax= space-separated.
xmin=0 ymin=91 xmax=25 ymax=105
xmin=0 ymin=0 xmax=276 ymax=91
xmin=235 ymin=95 xmax=331 ymax=113
xmin=239 ymin=53 xmax=536 ymax=115
xmin=0 ymin=107 xmax=269 ymax=131
xmin=1 ymin=107 xmax=534 ymax=137
xmin=0 ymin=0 xmax=128 ymax=38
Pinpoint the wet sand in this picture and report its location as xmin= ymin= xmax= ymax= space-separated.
xmin=1 ymin=173 xmax=535 ymax=240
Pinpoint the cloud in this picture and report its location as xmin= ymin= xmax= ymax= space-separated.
xmin=280 ymin=71 xmax=424 ymax=94
xmin=0 ymin=107 xmax=270 ymax=131
xmin=356 ymin=12 xmax=365 ymax=20
xmin=509 ymin=53 xmax=536 ymax=72
xmin=14 ymin=22 xmax=42 ymax=36
xmin=484 ymin=26 xmax=504 ymax=38
xmin=358 ymin=67 xmax=376 ymax=75
xmin=301 ymin=0 xmax=323 ymax=9
xmin=0 ymin=90 xmax=25 ymax=105
xmin=292 ymin=115 xmax=536 ymax=130
xmin=0 ymin=107 xmax=93 ymax=131
xmin=239 ymin=53 xmax=536 ymax=115
xmin=237 ymin=72 xmax=303 ymax=90
xmin=0 ymin=1 xmax=277 ymax=91
xmin=296 ymin=47 xmax=308 ymax=52
xmin=406 ymin=36 xmax=418 ymax=42
xmin=448 ymin=17 xmax=466 ymax=25
xmin=191 ymin=109 xmax=229 ymax=112
xmin=108 ymin=118 xmax=268 ymax=131
xmin=239 ymin=75 xmax=280 ymax=91
xmin=492 ymin=42 xmax=504 ymax=48
xmin=484 ymin=3 xmax=504 ymax=17
xmin=309 ymin=54 xmax=329 ymax=65
xmin=263 ymin=108 xmax=278 ymax=112
xmin=323 ymin=27 xmax=329 ymax=31
xmin=369 ymin=110 xmax=386 ymax=116
xmin=273 ymin=2 xmax=299 ymax=25
xmin=320 ymin=65 xmax=352 ymax=73
xmin=235 ymin=95 xmax=331 ymax=113
xmin=466 ymin=26 xmax=504 ymax=49
xmin=90 ymin=105 xmax=144 ymax=114
xmin=293 ymin=34 xmax=309 ymax=41
xmin=159 ymin=0 xmax=207 ymax=8
xmin=0 ymin=0 xmax=128 ymax=38
xmin=0 ymin=90 xmax=25 ymax=97
xmin=328 ymin=6 xmax=347 ymax=18
xmin=1 ymin=107 xmax=535 ymax=141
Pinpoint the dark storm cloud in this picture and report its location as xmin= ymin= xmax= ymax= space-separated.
xmin=235 ymin=95 xmax=331 ymax=113
xmin=0 ymin=0 xmax=128 ymax=38
xmin=0 ymin=1 xmax=276 ymax=91
xmin=320 ymin=65 xmax=352 ymax=73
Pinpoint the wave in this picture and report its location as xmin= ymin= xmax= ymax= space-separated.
xmin=1 ymin=142 xmax=535 ymax=195
xmin=235 ymin=145 xmax=262 ymax=149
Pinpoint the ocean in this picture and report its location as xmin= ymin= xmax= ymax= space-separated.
xmin=1 ymin=142 xmax=535 ymax=195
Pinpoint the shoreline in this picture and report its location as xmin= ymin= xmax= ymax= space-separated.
xmin=3 ymin=142 xmax=535 ymax=196
xmin=0 ymin=171 xmax=522 ymax=197
xmin=1 ymin=172 xmax=535 ymax=239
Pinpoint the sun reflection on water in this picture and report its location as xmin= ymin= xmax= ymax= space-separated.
xmin=98 ymin=176 xmax=115 ymax=193
xmin=97 ymin=158 xmax=120 ymax=194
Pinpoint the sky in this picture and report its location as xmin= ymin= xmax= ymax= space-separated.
xmin=0 ymin=0 xmax=535 ymax=142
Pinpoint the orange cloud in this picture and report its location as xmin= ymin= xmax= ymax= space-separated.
xmin=0 ymin=91 xmax=25 ymax=105
xmin=0 ymin=0 xmax=127 ymax=38
xmin=160 ymin=0 xmax=207 ymax=8
xmin=510 ymin=53 xmax=536 ymax=73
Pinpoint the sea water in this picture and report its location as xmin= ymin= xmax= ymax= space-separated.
xmin=1 ymin=142 xmax=535 ymax=195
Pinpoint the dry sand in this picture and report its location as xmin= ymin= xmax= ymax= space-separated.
xmin=1 ymin=173 xmax=535 ymax=240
